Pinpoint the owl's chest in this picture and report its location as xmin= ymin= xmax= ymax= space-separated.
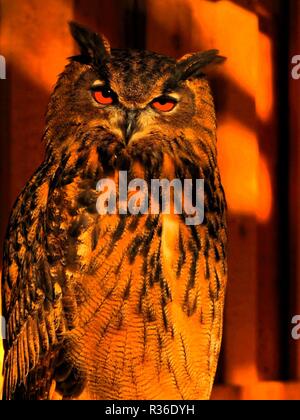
xmin=61 ymin=213 xmax=215 ymax=399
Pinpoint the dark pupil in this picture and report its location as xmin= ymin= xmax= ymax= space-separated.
xmin=158 ymin=97 xmax=168 ymax=105
xmin=102 ymin=88 xmax=112 ymax=98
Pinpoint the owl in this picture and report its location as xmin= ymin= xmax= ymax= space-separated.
xmin=1 ymin=22 xmax=227 ymax=400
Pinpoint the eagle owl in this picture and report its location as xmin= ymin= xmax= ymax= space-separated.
xmin=1 ymin=22 xmax=227 ymax=400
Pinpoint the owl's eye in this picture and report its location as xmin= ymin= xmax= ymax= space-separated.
xmin=151 ymin=96 xmax=177 ymax=112
xmin=91 ymin=86 xmax=117 ymax=106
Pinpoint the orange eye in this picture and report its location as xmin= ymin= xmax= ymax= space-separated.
xmin=92 ymin=86 xmax=116 ymax=105
xmin=151 ymin=96 xmax=177 ymax=112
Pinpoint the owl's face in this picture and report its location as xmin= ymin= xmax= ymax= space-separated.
xmin=46 ymin=22 xmax=224 ymax=179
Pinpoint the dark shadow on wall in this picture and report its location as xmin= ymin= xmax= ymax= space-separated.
xmin=74 ymin=0 xmax=147 ymax=49
xmin=144 ymin=1 xmax=195 ymax=58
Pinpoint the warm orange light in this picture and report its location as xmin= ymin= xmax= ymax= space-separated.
xmin=218 ymin=119 xmax=258 ymax=216
xmin=256 ymin=33 xmax=274 ymax=122
xmin=1 ymin=1 xmax=74 ymax=93
xmin=187 ymin=0 xmax=274 ymax=122
xmin=256 ymin=157 xmax=272 ymax=222
xmin=188 ymin=0 xmax=258 ymax=99
xmin=217 ymin=118 xmax=272 ymax=222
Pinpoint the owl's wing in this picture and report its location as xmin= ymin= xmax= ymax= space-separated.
xmin=1 ymin=162 xmax=72 ymax=400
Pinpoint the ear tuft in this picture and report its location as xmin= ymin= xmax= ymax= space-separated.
xmin=69 ymin=21 xmax=111 ymax=65
xmin=177 ymin=50 xmax=226 ymax=80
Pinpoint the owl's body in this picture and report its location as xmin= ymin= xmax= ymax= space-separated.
xmin=1 ymin=23 xmax=227 ymax=400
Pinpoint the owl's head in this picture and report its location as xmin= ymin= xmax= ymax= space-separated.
xmin=45 ymin=22 xmax=224 ymax=179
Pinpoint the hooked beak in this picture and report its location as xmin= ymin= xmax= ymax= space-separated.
xmin=124 ymin=110 xmax=140 ymax=145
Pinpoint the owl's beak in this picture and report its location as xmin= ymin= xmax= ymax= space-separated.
xmin=124 ymin=110 xmax=140 ymax=145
